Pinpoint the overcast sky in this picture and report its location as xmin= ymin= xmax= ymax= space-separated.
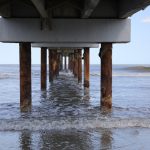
xmin=0 ymin=6 xmax=150 ymax=64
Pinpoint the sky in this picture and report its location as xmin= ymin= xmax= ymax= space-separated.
xmin=0 ymin=6 xmax=150 ymax=64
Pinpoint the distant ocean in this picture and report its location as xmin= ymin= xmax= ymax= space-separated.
xmin=0 ymin=64 xmax=150 ymax=149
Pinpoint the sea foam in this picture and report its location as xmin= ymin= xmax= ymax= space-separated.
xmin=0 ymin=118 xmax=150 ymax=131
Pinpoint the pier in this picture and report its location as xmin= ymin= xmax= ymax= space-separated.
xmin=0 ymin=0 xmax=150 ymax=111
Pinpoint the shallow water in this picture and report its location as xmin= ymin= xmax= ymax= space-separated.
xmin=0 ymin=64 xmax=150 ymax=149
xmin=0 ymin=128 xmax=150 ymax=150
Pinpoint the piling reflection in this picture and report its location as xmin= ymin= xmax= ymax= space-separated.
xmin=83 ymin=87 xmax=90 ymax=101
xmin=19 ymin=130 xmax=113 ymax=150
xmin=48 ymin=73 xmax=83 ymax=104
xmin=100 ymin=129 xmax=113 ymax=150
xmin=40 ymin=130 xmax=93 ymax=150
xmin=18 ymin=71 xmax=113 ymax=150
xmin=20 ymin=131 xmax=31 ymax=150
xmin=40 ymin=90 xmax=47 ymax=99
xmin=100 ymin=106 xmax=112 ymax=117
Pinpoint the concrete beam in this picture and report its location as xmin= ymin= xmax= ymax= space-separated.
xmin=82 ymin=0 xmax=100 ymax=18
xmin=31 ymin=0 xmax=51 ymax=29
xmin=57 ymin=49 xmax=74 ymax=53
xmin=32 ymin=43 xmax=99 ymax=48
xmin=119 ymin=0 xmax=150 ymax=18
xmin=0 ymin=18 xmax=131 ymax=43
xmin=31 ymin=0 xmax=48 ymax=18
xmin=0 ymin=2 xmax=11 ymax=17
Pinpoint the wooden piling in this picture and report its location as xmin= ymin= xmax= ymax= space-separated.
xmin=49 ymin=50 xmax=58 ymax=80
xmin=73 ymin=53 xmax=75 ymax=76
xmin=64 ymin=55 xmax=67 ymax=70
xmin=73 ymin=52 xmax=76 ymax=77
xmin=53 ymin=50 xmax=57 ymax=80
xmin=70 ymin=54 xmax=73 ymax=72
xmin=56 ymin=52 xmax=60 ymax=76
xmin=49 ymin=49 xmax=54 ymax=82
xmin=41 ymin=47 xmax=47 ymax=90
xmin=60 ymin=54 xmax=63 ymax=71
xmin=19 ymin=42 xmax=31 ymax=111
xmin=74 ymin=52 xmax=76 ymax=77
xmin=84 ymin=48 xmax=90 ymax=88
xmin=53 ymin=50 xmax=57 ymax=77
xmin=74 ymin=50 xmax=78 ymax=78
xmin=100 ymin=43 xmax=112 ymax=109
xmin=68 ymin=54 xmax=70 ymax=70
xmin=78 ymin=49 xmax=82 ymax=83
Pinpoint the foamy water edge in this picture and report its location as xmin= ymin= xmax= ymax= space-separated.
xmin=0 ymin=118 xmax=150 ymax=131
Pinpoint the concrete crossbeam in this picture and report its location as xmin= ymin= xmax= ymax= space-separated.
xmin=0 ymin=18 xmax=130 ymax=43
xmin=31 ymin=0 xmax=48 ymax=18
xmin=119 ymin=0 xmax=150 ymax=18
xmin=32 ymin=43 xmax=99 ymax=48
xmin=82 ymin=0 xmax=101 ymax=18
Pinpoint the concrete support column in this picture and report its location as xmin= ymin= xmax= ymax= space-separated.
xmin=100 ymin=43 xmax=112 ymax=109
xmin=19 ymin=42 xmax=31 ymax=111
xmin=78 ymin=49 xmax=82 ymax=83
xmin=84 ymin=48 xmax=90 ymax=88
xmin=41 ymin=47 xmax=47 ymax=90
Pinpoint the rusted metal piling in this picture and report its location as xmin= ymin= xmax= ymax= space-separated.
xmin=41 ymin=47 xmax=47 ymax=90
xmin=78 ymin=49 xmax=82 ymax=83
xmin=19 ymin=42 xmax=31 ymax=111
xmin=84 ymin=48 xmax=90 ymax=88
xmin=100 ymin=43 xmax=112 ymax=109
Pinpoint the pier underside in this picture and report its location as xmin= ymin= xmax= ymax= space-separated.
xmin=0 ymin=0 xmax=150 ymax=110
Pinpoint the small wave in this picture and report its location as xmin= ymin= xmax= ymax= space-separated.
xmin=59 ymin=71 xmax=73 ymax=77
xmin=126 ymin=66 xmax=150 ymax=72
xmin=90 ymin=73 xmax=150 ymax=77
xmin=90 ymin=73 xmax=100 ymax=76
xmin=0 ymin=118 xmax=150 ymax=131
xmin=0 ymin=73 xmax=18 ymax=79
xmin=113 ymin=73 xmax=150 ymax=77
